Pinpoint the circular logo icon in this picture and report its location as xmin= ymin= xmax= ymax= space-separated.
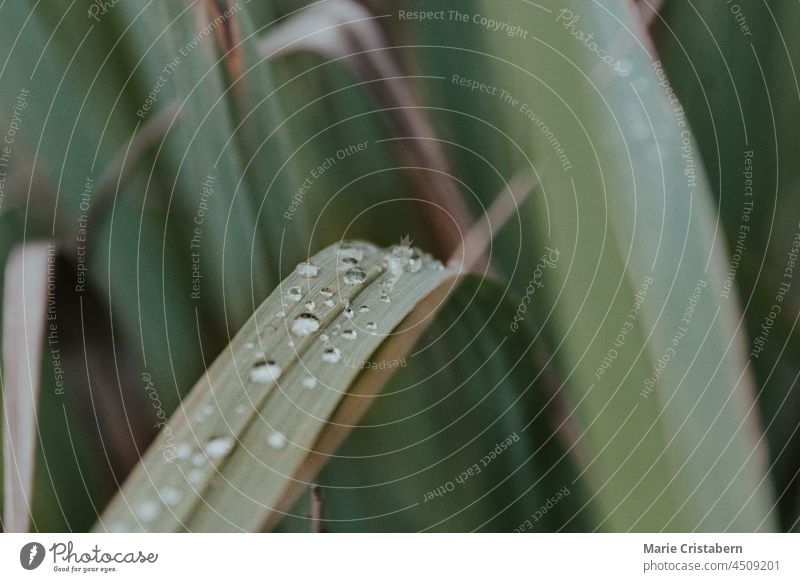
xmin=20 ymin=542 xmax=46 ymax=570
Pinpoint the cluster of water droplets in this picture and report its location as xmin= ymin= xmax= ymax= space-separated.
xmin=124 ymin=431 xmax=240 ymax=527
xmin=121 ymin=242 xmax=447 ymax=531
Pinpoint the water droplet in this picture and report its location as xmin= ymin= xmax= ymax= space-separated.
xmin=323 ymin=299 xmax=335 ymax=308
xmin=159 ymin=486 xmax=182 ymax=507
xmin=303 ymin=376 xmax=318 ymax=389
xmin=343 ymin=308 xmax=354 ymax=319
xmin=380 ymin=291 xmax=391 ymax=303
xmin=320 ymin=287 xmax=334 ymax=298
xmin=304 ymin=300 xmax=316 ymax=311
xmin=174 ymin=442 xmax=192 ymax=460
xmin=250 ymin=360 xmax=283 ymax=383
xmin=296 ymin=261 xmax=320 ymax=278
xmin=339 ymin=256 xmax=358 ymax=268
xmin=341 ymin=329 xmax=357 ymax=340
xmin=135 ymin=500 xmax=160 ymax=523
xmin=187 ymin=468 xmax=204 ymax=486
xmin=359 ymin=305 xmax=370 ymax=313
xmin=289 ymin=313 xmax=319 ymax=338
xmin=204 ymin=436 xmax=234 ymax=459
xmin=322 ymin=348 xmax=342 ymax=363
xmin=338 ymin=241 xmax=364 ymax=261
xmin=407 ymin=250 xmax=423 ymax=273
xmin=320 ymin=333 xmax=330 ymax=343
xmin=285 ymin=286 xmax=303 ymax=302
xmin=266 ymin=431 xmax=286 ymax=450
xmin=343 ymin=266 xmax=367 ymax=285
xmin=365 ymin=321 xmax=377 ymax=332
xmin=391 ymin=244 xmax=413 ymax=260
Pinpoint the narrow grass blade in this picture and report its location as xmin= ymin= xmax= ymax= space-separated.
xmin=94 ymin=241 xmax=456 ymax=532
xmin=2 ymin=242 xmax=50 ymax=532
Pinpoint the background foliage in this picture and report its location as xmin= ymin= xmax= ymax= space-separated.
xmin=0 ymin=0 xmax=797 ymax=532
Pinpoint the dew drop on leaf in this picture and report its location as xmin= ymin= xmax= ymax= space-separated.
xmin=296 ymin=261 xmax=320 ymax=278
xmin=338 ymin=241 xmax=364 ymax=261
xmin=343 ymin=266 xmax=367 ymax=285
xmin=322 ymin=348 xmax=342 ymax=363
xmin=159 ymin=486 xmax=183 ymax=507
xmin=285 ymin=286 xmax=303 ymax=302
xmin=187 ymin=469 xmax=204 ymax=486
xmin=135 ymin=500 xmax=160 ymax=523
xmin=290 ymin=313 xmax=320 ymax=338
xmin=407 ymin=250 xmax=423 ymax=273
xmin=266 ymin=431 xmax=287 ymax=450
xmin=250 ymin=360 xmax=283 ymax=383
xmin=174 ymin=442 xmax=192 ymax=460
xmin=204 ymin=436 xmax=234 ymax=460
